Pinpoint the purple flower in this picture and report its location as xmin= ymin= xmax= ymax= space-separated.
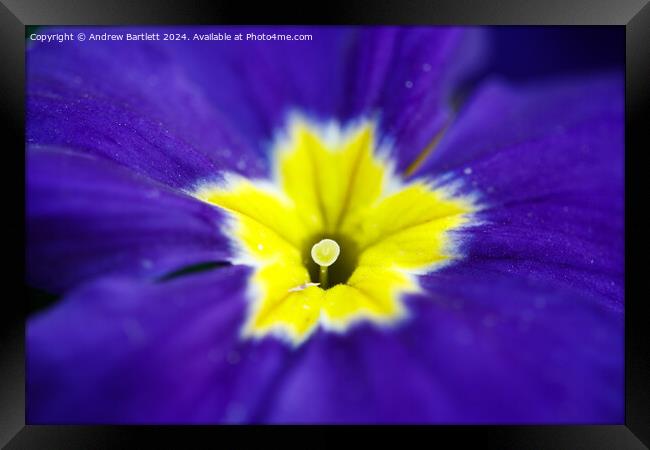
xmin=26 ymin=26 xmax=623 ymax=424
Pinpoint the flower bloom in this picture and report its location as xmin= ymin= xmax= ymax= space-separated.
xmin=26 ymin=26 xmax=623 ymax=423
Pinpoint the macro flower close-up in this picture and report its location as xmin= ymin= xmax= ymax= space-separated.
xmin=26 ymin=26 xmax=624 ymax=423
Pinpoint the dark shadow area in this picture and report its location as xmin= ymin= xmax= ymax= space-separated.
xmin=27 ymin=287 xmax=59 ymax=315
xmin=157 ymin=261 xmax=231 ymax=282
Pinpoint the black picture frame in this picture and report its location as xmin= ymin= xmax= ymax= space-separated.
xmin=2 ymin=1 xmax=648 ymax=447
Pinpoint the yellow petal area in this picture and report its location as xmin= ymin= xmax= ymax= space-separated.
xmin=193 ymin=117 xmax=476 ymax=345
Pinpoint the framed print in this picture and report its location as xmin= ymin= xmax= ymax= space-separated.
xmin=1 ymin=0 xmax=649 ymax=447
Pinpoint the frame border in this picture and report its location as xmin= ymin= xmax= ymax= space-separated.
xmin=2 ymin=0 xmax=648 ymax=447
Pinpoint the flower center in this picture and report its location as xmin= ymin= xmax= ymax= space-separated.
xmin=193 ymin=117 xmax=476 ymax=345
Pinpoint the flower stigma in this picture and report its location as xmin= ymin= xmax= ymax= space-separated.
xmin=193 ymin=117 xmax=477 ymax=345
xmin=310 ymin=238 xmax=341 ymax=289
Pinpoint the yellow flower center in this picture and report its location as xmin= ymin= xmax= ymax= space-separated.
xmin=193 ymin=117 xmax=476 ymax=345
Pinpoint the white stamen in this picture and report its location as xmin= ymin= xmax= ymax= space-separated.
xmin=311 ymin=239 xmax=341 ymax=289
xmin=310 ymin=239 xmax=340 ymax=267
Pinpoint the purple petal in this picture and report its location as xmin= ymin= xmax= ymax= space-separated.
xmin=419 ymin=73 xmax=624 ymax=309
xmin=27 ymin=29 xmax=266 ymax=188
xmin=416 ymin=73 xmax=623 ymax=189
xmin=408 ymin=267 xmax=623 ymax=423
xmin=456 ymin=195 xmax=623 ymax=311
xmin=258 ymin=268 xmax=622 ymax=423
xmin=164 ymin=26 xmax=354 ymax=147
xmin=257 ymin=328 xmax=455 ymax=423
xmin=103 ymin=26 xmax=481 ymax=171
xmin=340 ymin=27 xmax=485 ymax=172
xmin=27 ymin=147 xmax=232 ymax=293
xmin=28 ymin=26 xmax=482 ymax=180
xmin=27 ymin=266 xmax=293 ymax=423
